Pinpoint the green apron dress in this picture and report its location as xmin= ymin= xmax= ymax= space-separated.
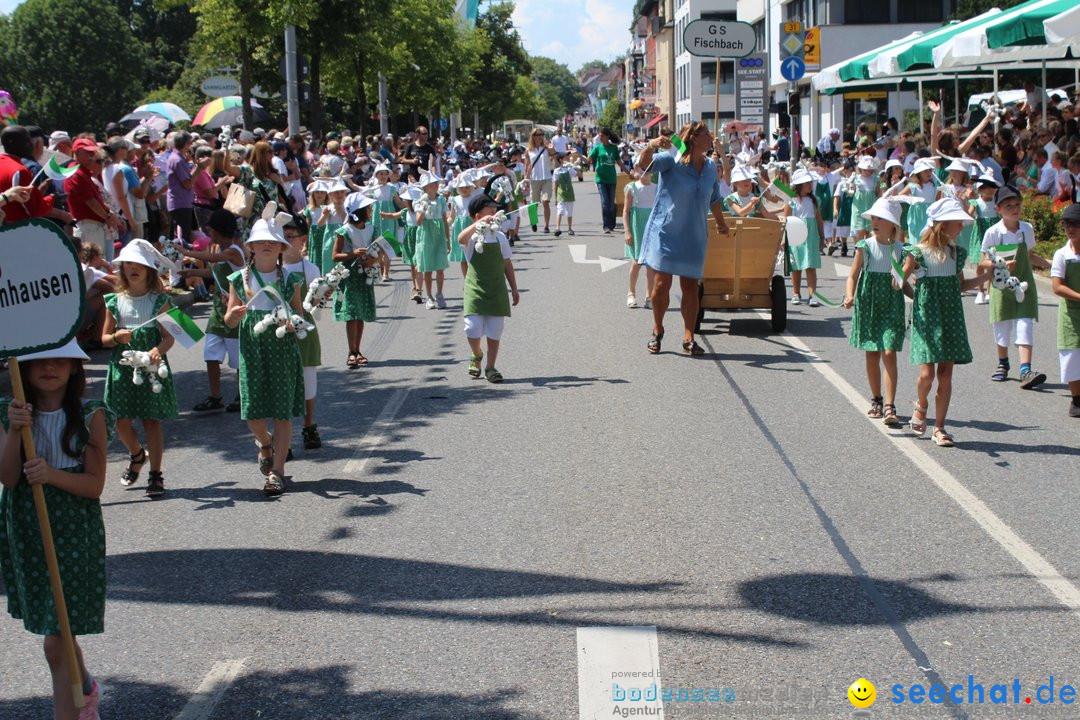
xmin=228 ymin=267 xmax=305 ymax=420
xmin=626 ymin=182 xmax=655 ymax=260
xmin=970 ymin=200 xmax=998 ymax=267
xmin=988 ymin=239 xmax=1039 ymax=324
xmin=331 ymin=225 xmax=378 ymax=323
xmin=788 ymin=197 xmax=822 ymax=271
xmin=103 ymin=292 xmax=178 ymax=420
xmin=1 ymin=400 xmax=115 ymax=635
xmin=850 ymin=179 xmax=877 ymax=235
xmin=464 ymin=240 xmax=512 ymax=318
xmin=907 ymin=244 xmax=972 ymax=365
xmin=449 ymin=195 xmax=469 ymax=263
xmin=303 ymin=207 xmax=327 ymax=271
xmin=415 ymin=196 xmax=450 ymax=273
xmin=849 ymin=239 xmax=906 ymax=352
xmin=1059 ymin=256 xmax=1080 ymax=352
xmin=815 ymin=178 xmax=834 ymax=223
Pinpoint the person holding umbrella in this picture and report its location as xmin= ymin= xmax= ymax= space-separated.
xmin=635 ymin=122 xmax=730 ymax=356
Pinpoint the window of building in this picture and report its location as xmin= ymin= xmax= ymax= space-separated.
xmin=783 ymin=0 xmax=815 ymax=27
xmin=753 ymin=19 xmax=765 ymax=53
xmin=844 ymin=0 xmax=889 ymax=24
xmin=897 ymin=0 xmax=948 ymax=22
xmin=700 ymin=11 xmax=736 ymax=22
xmin=700 ymin=61 xmax=734 ymax=96
xmin=701 ymin=111 xmax=735 ymax=135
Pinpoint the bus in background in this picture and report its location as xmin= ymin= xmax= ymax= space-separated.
xmin=501 ymin=120 xmax=557 ymax=144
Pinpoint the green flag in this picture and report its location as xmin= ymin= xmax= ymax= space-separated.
xmin=670 ymin=134 xmax=687 ymax=162
xmin=771 ymin=180 xmax=796 ymax=199
xmin=382 ymin=231 xmax=402 ymax=256
xmin=157 ymin=307 xmax=205 ymax=349
xmin=526 ymin=203 xmax=539 ymax=226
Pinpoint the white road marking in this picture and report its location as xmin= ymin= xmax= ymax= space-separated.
xmin=833 ymin=261 xmax=851 ymax=278
xmin=174 ymin=658 xmax=249 ymax=720
xmin=569 ymin=244 xmax=629 ymax=272
xmin=759 ymin=314 xmax=1080 ymax=621
xmin=343 ymin=388 xmax=410 ymax=474
xmin=577 ymin=626 xmax=663 ymax=720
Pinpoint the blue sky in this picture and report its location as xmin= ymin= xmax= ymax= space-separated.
xmin=513 ymin=0 xmax=629 ymax=72
xmin=0 ymin=0 xmax=626 ymax=73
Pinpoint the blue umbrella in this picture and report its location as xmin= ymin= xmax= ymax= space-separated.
xmin=133 ymin=102 xmax=191 ymax=124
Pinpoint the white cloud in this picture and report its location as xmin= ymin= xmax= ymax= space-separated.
xmin=516 ymin=0 xmax=628 ymax=71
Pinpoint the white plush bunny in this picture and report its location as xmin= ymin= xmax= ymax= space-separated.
xmin=303 ymin=264 xmax=351 ymax=313
xmin=119 ymin=350 xmax=168 ymax=394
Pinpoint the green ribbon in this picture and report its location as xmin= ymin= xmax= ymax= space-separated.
xmin=812 ymin=291 xmax=843 ymax=307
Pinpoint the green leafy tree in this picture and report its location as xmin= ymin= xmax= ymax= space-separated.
xmin=470 ymin=2 xmax=531 ymax=130
xmin=952 ymin=0 xmax=1023 ymax=20
xmin=530 ymin=56 xmax=584 ymax=123
xmin=598 ymin=98 xmax=625 ymax=134
xmin=504 ymin=75 xmax=545 ymax=121
xmin=0 ymin=0 xmax=147 ymax=131
xmin=578 ymin=59 xmax=614 ymax=75
xmin=114 ymin=0 xmax=197 ymax=93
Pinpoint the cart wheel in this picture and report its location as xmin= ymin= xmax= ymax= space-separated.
xmin=770 ymin=275 xmax=787 ymax=332
xmin=695 ymin=283 xmax=704 ymax=334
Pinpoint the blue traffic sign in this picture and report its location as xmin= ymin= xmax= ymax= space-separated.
xmin=780 ymin=56 xmax=806 ymax=82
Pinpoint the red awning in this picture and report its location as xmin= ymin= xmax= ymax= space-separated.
xmin=643 ymin=113 xmax=667 ymax=129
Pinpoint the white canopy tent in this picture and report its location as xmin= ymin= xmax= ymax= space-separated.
xmin=1044 ymin=5 xmax=1080 ymax=48
xmin=934 ymin=0 xmax=1076 ymax=68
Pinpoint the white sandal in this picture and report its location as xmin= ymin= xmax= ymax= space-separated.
xmin=627 ymin=292 xmax=638 ymax=308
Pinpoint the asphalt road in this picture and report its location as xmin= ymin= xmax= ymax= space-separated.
xmin=1 ymin=178 xmax=1078 ymax=720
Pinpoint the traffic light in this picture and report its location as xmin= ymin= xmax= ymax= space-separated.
xmin=787 ymin=92 xmax=801 ymax=117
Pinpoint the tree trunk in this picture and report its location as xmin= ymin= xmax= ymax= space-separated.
xmin=240 ymin=36 xmax=253 ymax=129
xmin=309 ymin=46 xmax=323 ymax=139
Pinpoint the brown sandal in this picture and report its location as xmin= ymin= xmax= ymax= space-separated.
xmin=255 ymin=440 xmax=273 ymax=476
xmin=682 ymin=340 xmax=705 ymax=356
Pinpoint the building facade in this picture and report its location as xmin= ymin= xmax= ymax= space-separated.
xmin=673 ymin=0 xmax=739 ymax=133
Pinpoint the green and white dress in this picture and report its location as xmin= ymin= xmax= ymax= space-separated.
xmin=303 ymin=206 xmax=327 ymax=271
xmin=448 ymin=194 xmax=470 ymax=263
xmin=1 ymin=399 xmax=115 ymax=635
xmin=415 ymin=195 xmax=450 ymax=273
xmin=103 ymin=292 xmax=178 ymax=420
xmin=788 ymin=197 xmax=822 ymax=271
xmin=834 ymin=179 xmax=854 ymax=231
xmin=815 ymin=176 xmax=835 ymax=225
xmin=907 ymin=244 xmax=972 ymax=365
xmin=206 ymin=243 xmax=245 ymax=341
xmin=401 ymin=190 xmax=418 ymax=267
xmin=554 ymin=166 xmax=575 ymax=204
xmin=371 ymin=183 xmax=400 ymax=256
xmin=970 ymin=199 xmax=998 ymax=267
xmin=905 ymin=181 xmax=937 ymax=242
xmin=228 ymin=267 xmax=306 ymax=420
xmin=626 ymin=181 xmax=657 ymax=260
xmin=331 ymin=224 xmax=378 ymax=323
xmin=849 ymin=239 xmax=906 ymax=352
xmin=315 ymin=208 xmax=346 ymax=275
xmin=723 ymin=191 xmax=763 ymax=218
xmin=285 ymin=259 xmax=322 ymax=367
xmin=849 ymin=176 xmax=877 ymax=235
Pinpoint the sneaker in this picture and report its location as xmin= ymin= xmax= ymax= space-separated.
xmin=791 ymin=295 xmax=802 ymax=305
xmin=1019 ymin=369 xmax=1046 ymax=390
xmin=991 ymin=364 xmax=1009 ymax=382
xmin=193 ymin=395 xmax=224 ymax=412
xmin=554 ymin=229 xmax=562 ymax=237
xmin=78 ymin=680 xmax=100 ymax=720
xmin=1069 ymin=400 xmax=1080 ymax=418
xmin=226 ymin=396 xmax=241 ymax=412
xmin=303 ymin=424 xmax=321 ymax=450
xmin=435 ymin=293 xmax=447 ymax=309
xmin=627 ymin=292 xmax=638 ymax=308
xmin=808 ymin=296 xmax=820 ymax=307
xmin=145 ymin=471 xmax=165 ymax=498
xmin=974 ymin=291 xmax=988 ymax=305
xmin=425 ymin=296 xmax=437 ymax=310
xmin=568 ymin=229 xmax=575 ymax=236
xmin=531 ymin=224 xmax=538 ymax=232
xmin=543 ymin=226 xmax=550 ymax=233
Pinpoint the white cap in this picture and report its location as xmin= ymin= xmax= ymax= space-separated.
xmin=306 ymin=179 xmax=330 ymax=194
xmin=730 ymin=165 xmax=758 ymax=184
xmin=925 ymin=197 xmax=975 ymax=228
xmin=945 ymin=158 xmax=974 ymax=174
xmin=346 ymin=194 xmax=377 ymax=217
xmin=18 ymin=338 xmax=90 ymax=362
xmin=912 ymin=157 xmax=938 ymax=176
xmin=883 ymin=158 xmax=903 ymax=173
xmin=856 ymin=155 xmax=877 ymax=171
xmin=245 ymin=202 xmax=293 ymax=245
xmin=114 ymin=238 xmax=178 ymax=273
xmin=790 ymin=168 xmax=814 ymax=186
xmin=373 ymin=163 xmax=391 ymax=176
xmin=418 ymin=171 xmax=440 ymax=187
xmin=451 ymin=174 xmax=476 ymax=189
xmin=48 ymin=130 xmax=71 ymax=147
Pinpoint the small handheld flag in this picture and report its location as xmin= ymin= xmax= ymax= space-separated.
xmin=525 ymin=202 xmax=539 ymax=226
xmin=669 ymin=134 xmax=687 ymax=162
xmin=769 ymin=180 xmax=796 ymax=199
xmin=156 ymin=307 xmax=205 ymax=349
xmin=381 ymin=231 xmax=403 ymax=257
xmin=42 ymin=155 xmax=78 ymax=183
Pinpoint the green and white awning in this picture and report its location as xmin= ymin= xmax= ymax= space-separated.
xmin=867 ymin=9 xmax=1000 ymax=77
xmin=933 ymin=0 xmax=1077 ymax=68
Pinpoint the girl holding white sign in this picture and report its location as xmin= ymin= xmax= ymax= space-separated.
xmin=102 ymin=240 xmax=179 ymax=499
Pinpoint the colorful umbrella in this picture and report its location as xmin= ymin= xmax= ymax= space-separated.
xmin=133 ymin=102 xmax=191 ymax=124
xmin=118 ymin=111 xmax=173 ymax=129
xmin=192 ymin=96 xmax=270 ymax=129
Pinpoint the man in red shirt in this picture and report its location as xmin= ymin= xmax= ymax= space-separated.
xmin=0 ymin=125 xmax=63 ymax=224
xmin=65 ymin=137 xmax=121 ymax=260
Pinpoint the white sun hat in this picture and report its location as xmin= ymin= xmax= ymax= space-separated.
xmin=114 ymin=238 xmax=178 ymax=273
xmin=790 ymin=168 xmax=814 ymax=186
xmin=18 ymin=338 xmax=90 ymax=362
xmin=856 ymin=155 xmax=877 ymax=171
xmin=883 ymin=158 xmax=903 ymax=173
xmin=730 ymin=164 xmax=758 ymax=184
xmin=418 ymin=171 xmax=441 ymax=187
xmin=861 ymin=196 xmax=924 ymax=225
xmin=245 ymin=202 xmax=293 ymax=245
xmin=945 ymin=158 xmax=975 ymax=174
xmin=325 ymin=178 xmax=350 ymax=195
xmin=452 ymin=174 xmax=477 ymax=189
xmin=912 ymin=157 xmax=939 ymax=176
xmin=373 ymin=163 xmax=391 ymax=176
xmin=345 ymin=193 xmax=377 ymax=216
xmin=306 ymin=179 xmax=330 ymax=195
xmin=925 ymin=197 xmax=975 ymax=227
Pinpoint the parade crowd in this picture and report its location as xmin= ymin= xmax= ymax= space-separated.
xmin=1 ymin=83 xmax=1080 ymax=719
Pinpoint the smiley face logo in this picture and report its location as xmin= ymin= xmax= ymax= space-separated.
xmin=848 ymin=678 xmax=876 ymax=708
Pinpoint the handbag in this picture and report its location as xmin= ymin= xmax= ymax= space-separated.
xmin=224 ymin=183 xmax=255 ymax=217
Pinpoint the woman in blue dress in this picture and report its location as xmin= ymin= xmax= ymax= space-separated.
xmin=636 ymin=121 xmax=730 ymax=356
